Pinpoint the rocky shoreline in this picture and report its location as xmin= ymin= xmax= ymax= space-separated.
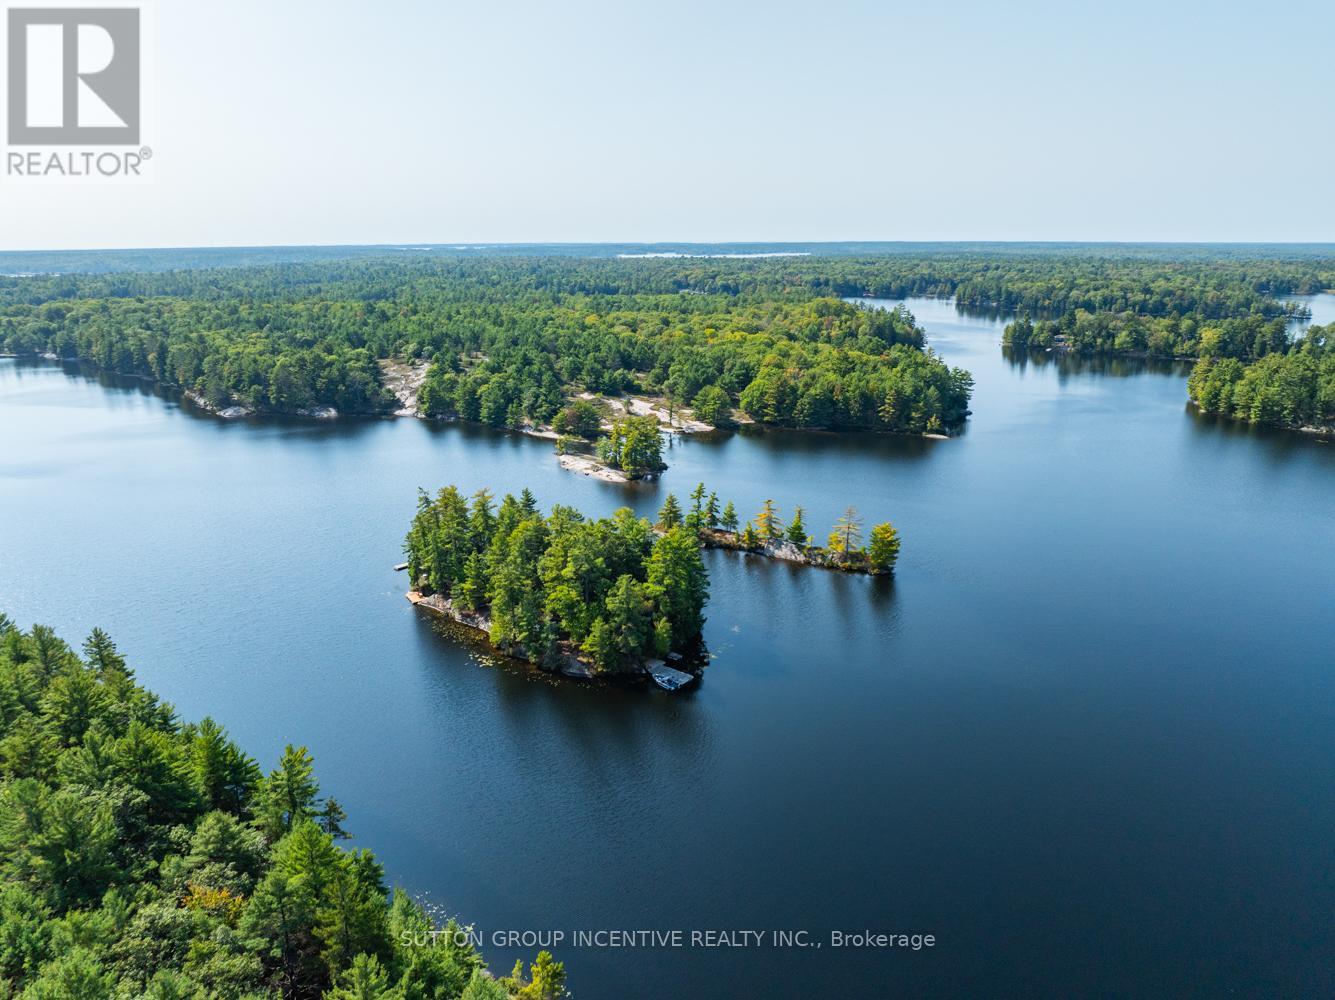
xmin=700 ymin=529 xmax=893 ymax=575
xmin=406 ymin=590 xmax=699 ymax=690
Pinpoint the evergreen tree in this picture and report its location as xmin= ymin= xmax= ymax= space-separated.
xmin=705 ymin=491 xmax=721 ymax=528
xmin=658 ymin=494 xmax=683 ymax=529
xmin=319 ymin=797 xmax=351 ymax=840
xmin=257 ymin=745 xmax=320 ymax=840
xmin=686 ymin=482 xmax=707 ymax=531
xmin=787 ymin=506 xmax=808 ymax=545
xmin=468 ymin=489 xmax=496 ymax=549
xmin=868 ymin=522 xmax=902 ymax=571
xmin=646 ymin=526 xmax=709 ymax=644
xmin=721 ymin=501 xmax=739 ymax=534
xmin=756 ymin=499 xmax=784 ymax=541
xmin=82 ymin=627 xmax=127 ymax=677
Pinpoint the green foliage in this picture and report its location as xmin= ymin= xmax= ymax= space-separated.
xmin=657 ymin=494 xmax=682 ymax=529
xmin=756 ymin=501 xmax=783 ymax=542
xmin=720 ymin=502 xmax=738 ymax=534
xmin=690 ymin=385 xmax=733 ymax=427
xmin=786 ymin=507 xmax=808 ymax=546
xmin=0 ymin=254 xmax=977 ymax=431
xmin=868 ymin=523 xmax=902 ymax=571
xmin=1004 ymin=311 xmax=1294 ymax=360
xmin=595 ymin=416 xmax=666 ymax=478
xmin=405 ymin=486 xmax=710 ymax=673
xmin=551 ymin=399 xmax=602 ymax=439
xmin=1187 ymin=325 xmax=1333 ymax=430
xmin=0 ymin=619 xmax=550 ymax=1000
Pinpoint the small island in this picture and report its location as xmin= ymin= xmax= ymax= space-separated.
xmin=404 ymin=486 xmax=709 ymax=688
xmin=403 ymin=485 xmax=903 ymax=689
xmin=661 ymin=486 xmax=902 ymax=575
xmin=553 ymin=406 xmax=670 ymax=482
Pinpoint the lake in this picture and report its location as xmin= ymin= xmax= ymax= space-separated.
xmin=1 ymin=297 xmax=1332 ymax=997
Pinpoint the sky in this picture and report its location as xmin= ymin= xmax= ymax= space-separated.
xmin=2 ymin=0 xmax=1333 ymax=249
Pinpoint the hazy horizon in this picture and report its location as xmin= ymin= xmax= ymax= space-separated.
xmin=2 ymin=0 xmax=1332 ymax=249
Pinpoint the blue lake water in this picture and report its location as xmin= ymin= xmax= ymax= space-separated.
xmin=1 ymin=297 xmax=1332 ymax=997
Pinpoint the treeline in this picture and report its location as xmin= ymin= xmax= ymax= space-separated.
xmin=1002 ymin=312 xmax=1294 ymax=360
xmin=409 ymin=294 xmax=970 ymax=435
xmin=0 ymin=258 xmax=973 ymax=433
xmin=0 ymin=616 xmax=564 ymax=1000
xmin=405 ymin=487 xmax=708 ymax=674
xmin=7 ymin=251 xmax=1329 ymax=430
xmin=1188 ymin=324 xmax=1334 ymax=431
xmin=656 ymin=487 xmax=902 ymax=574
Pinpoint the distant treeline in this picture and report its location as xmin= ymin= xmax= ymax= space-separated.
xmin=0 ymin=258 xmax=973 ymax=434
xmin=1002 ymin=312 xmax=1294 ymax=360
xmin=0 ymin=615 xmax=563 ymax=1000
xmin=4 ymin=252 xmax=1331 ymax=431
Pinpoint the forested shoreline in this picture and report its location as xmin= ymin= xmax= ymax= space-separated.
xmin=0 ymin=616 xmax=565 ymax=999
xmin=404 ymin=485 xmax=902 ymax=685
xmin=5 ymin=249 xmax=1333 ymax=439
xmin=0 ymin=257 xmax=973 ymax=436
xmin=1187 ymin=324 xmax=1333 ymax=431
xmin=405 ymin=487 xmax=709 ymax=677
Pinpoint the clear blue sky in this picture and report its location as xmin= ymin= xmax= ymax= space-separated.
xmin=4 ymin=0 xmax=1332 ymax=249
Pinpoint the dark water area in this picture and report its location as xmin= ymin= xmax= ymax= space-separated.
xmin=1 ymin=297 xmax=1333 ymax=998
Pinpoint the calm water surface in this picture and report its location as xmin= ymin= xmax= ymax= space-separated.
xmin=2 ymin=298 xmax=1333 ymax=998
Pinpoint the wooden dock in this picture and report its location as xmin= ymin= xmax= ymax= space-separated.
xmin=644 ymin=659 xmax=697 ymax=692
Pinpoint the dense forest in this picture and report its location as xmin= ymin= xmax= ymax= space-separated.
xmin=405 ymin=487 xmax=709 ymax=674
xmin=1002 ymin=312 xmax=1294 ymax=360
xmin=0 ymin=616 xmax=565 ymax=1000
xmin=1187 ymin=324 xmax=1333 ymax=431
xmin=5 ymin=249 xmax=1332 ymax=433
xmin=0 ymin=257 xmax=971 ymax=435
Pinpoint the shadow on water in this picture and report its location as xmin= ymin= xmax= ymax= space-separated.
xmin=1000 ymin=346 xmax=1193 ymax=380
xmin=1184 ymin=403 xmax=1335 ymax=457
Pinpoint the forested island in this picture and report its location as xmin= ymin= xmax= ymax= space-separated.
xmin=403 ymin=485 xmax=901 ymax=685
xmin=404 ymin=488 xmax=710 ymax=681
xmin=0 ymin=616 xmax=564 ymax=1000
xmin=657 ymin=486 xmax=902 ymax=576
xmin=1187 ymin=324 xmax=1333 ymax=432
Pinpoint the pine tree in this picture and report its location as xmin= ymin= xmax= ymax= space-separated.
xmin=257 ymin=745 xmax=320 ymax=840
xmin=82 ymin=627 xmax=128 ymax=677
xmin=319 ymin=797 xmax=351 ymax=839
xmin=741 ymin=522 xmax=759 ymax=548
xmin=686 ymin=482 xmax=707 ymax=531
xmin=469 ymin=488 xmax=496 ymax=547
xmin=706 ymin=491 xmax=721 ymax=528
xmin=756 ymin=499 xmax=783 ymax=541
xmin=721 ymin=501 xmax=739 ymax=534
xmin=787 ymin=506 xmax=808 ymax=546
xmin=658 ymin=494 xmax=683 ymax=529
xmin=868 ymin=522 xmax=902 ymax=571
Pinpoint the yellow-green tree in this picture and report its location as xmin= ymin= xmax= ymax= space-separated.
xmin=868 ymin=522 xmax=902 ymax=571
